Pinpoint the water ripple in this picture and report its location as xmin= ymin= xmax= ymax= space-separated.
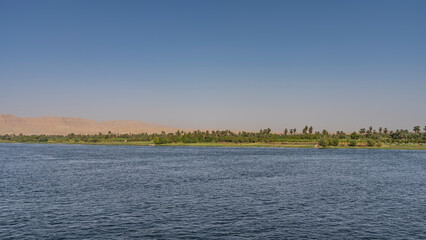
xmin=0 ymin=144 xmax=425 ymax=239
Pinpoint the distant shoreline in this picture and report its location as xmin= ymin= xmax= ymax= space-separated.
xmin=1 ymin=140 xmax=425 ymax=150
xmin=2 ymin=125 xmax=425 ymax=150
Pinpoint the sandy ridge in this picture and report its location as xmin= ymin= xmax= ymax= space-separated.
xmin=0 ymin=114 xmax=180 ymax=135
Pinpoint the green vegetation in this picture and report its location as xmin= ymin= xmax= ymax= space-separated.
xmin=366 ymin=139 xmax=377 ymax=147
xmin=348 ymin=140 xmax=358 ymax=147
xmin=317 ymin=138 xmax=329 ymax=147
xmin=1 ymin=126 xmax=426 ymax=150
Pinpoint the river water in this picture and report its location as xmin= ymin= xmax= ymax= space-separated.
xmin=0 ymin=143 xmax=425 ymax=239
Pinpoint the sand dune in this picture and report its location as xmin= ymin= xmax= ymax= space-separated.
xmin=0 ymin=114 xmax=179 ymax=135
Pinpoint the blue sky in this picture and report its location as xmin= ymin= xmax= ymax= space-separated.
xmin=1 ymin=0 xmax=425 ymax=132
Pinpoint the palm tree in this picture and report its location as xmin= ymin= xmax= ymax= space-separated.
xmin=383 ymin=128 xmax=388 ymax=135
xmin=260 ymin=128 xmax=271 ymax=135
xmin=359 ymin=128 xmax=366 ymax=135
xmin=309 ymin=126 xmax=313 ymax=134
xmin=303 ymin=126 xmax=308 ymax=134
xmin=284 ymin=128 xmax=288 ymax=135
xmin=413 ymin=126 xmax=421 ymax=134
xmin=379 ymin=127 xmax=382 ymax=134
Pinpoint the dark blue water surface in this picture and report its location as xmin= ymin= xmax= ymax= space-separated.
xmin=0 ymin=143 xmax=425 ymax=239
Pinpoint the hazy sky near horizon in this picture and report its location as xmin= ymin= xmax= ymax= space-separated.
xmin=1 ymin=0 xmax=425 ymax=132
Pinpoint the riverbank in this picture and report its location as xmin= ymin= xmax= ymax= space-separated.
xmin=1 ymin=140 xmax=425 ymax=150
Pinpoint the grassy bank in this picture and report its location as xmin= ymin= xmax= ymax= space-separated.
xmin=1 ymin=140 xmax=425 ymax=150
xmin=160 ymin=142 xmax=426 ymax=150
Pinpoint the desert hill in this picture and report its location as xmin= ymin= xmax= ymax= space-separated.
xmin=0 ymin=114 xmax=179 ymax=135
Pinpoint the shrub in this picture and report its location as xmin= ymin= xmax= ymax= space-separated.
xmin=348 ymin=140 xmax=357 ymax=147
xmin=350 ymin=132 xmax=360 ymax=139
xmin=153 ymin=137 xmax=172 ymax=145
xmin=366 ymin=139 xmax=376 ymax=147
xmin=318 ymin=138 xmax=329 ymax=147
xmin=38 ymin=136 xmax=48 ymax=142
xmin=329 ymin=138 xmax=339 ymax=146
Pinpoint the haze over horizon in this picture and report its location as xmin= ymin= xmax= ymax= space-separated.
xmin=1 ymin=0 xmax=425 ymax=132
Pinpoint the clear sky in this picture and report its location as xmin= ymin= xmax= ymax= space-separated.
xmin=1 ymin=0 xmax=425 ymax=132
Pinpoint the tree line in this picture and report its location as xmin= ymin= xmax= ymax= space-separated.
xmin=1 ymin=125 xmax=425 ymax=147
